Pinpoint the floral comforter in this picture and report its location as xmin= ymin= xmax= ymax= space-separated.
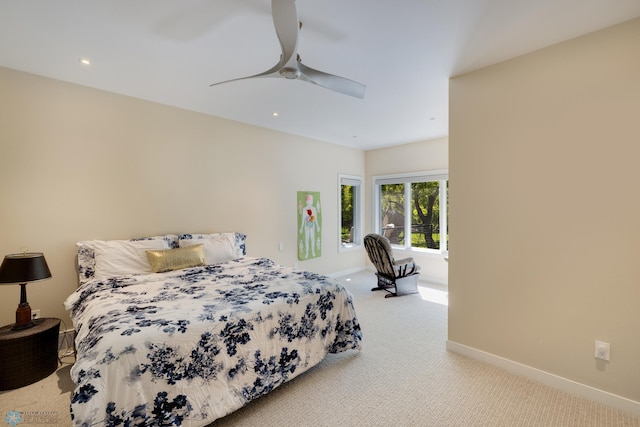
xmin=64 ymin=257 xmax=362 ymax=426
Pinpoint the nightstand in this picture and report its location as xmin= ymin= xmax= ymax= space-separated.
xmin=0 ymin=317 xmax=60 ymax=390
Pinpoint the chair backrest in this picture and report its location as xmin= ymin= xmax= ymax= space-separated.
xmin=363 ymin=234 xmax=396 ymax=278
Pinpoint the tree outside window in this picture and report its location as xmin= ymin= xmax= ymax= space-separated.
xmin=339 ymin=175 xmax=363 ymax=250
xmin=375 ymin=172 xmax=448 ymax=253
xmin=411 ymin=181 xmax=440 ymax=249
xmin=341 ymin=184 xmax=355 ymax=243
xmin=380 ymin=184 xmax=405 ymax=245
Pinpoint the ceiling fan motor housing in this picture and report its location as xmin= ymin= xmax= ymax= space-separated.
xmin=279 ymin=67 xmax=300 ymax=79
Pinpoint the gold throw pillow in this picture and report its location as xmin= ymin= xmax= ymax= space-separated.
xmin=146 ymin=244 xmax=206 ymax=273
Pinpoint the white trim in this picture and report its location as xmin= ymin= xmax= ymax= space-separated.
xmin=446 ymin=340 xmax=640 ymax=417
xmin=373 ymin=169 xmax=449 ymax=185
xmin=327 ymin=266 xmax=366 ymax=279
xmin=338 ymin=244 xmax=361 ymax=253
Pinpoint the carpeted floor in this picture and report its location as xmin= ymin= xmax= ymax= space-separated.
xmin=1 ymin=271 xmax=638 ymax=426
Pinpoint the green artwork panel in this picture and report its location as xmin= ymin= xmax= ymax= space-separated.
xmin=298 ymin=191 xmax=322 ymax=260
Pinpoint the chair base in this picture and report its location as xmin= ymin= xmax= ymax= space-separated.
xmin=372 ymin=273 xmax=419 ymax=298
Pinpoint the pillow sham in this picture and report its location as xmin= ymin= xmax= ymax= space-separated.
xmin=77 ymin=234 xmax=178 ymax=284
xmin=133 ymin=235 xmax=179 ymax=249
xmin=146 ymin=244 xmax=206 ymax=273
xmin=178 ymin=232 xmax=246 ymax=258
xmin=179 ymin=235 xmax=237 ymax=265
xmin=93 ymin=239 xmax=167 ymax=279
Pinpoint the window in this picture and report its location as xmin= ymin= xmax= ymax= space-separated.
xmin=373 ymin=171 xmax=448 ymax=253
xmin=339 ymin=174 xmax=363 ymax=250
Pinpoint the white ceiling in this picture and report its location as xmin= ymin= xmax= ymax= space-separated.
xmin=1 ymin=1 xmax=639 ymax=150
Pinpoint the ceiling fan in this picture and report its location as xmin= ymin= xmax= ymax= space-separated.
xmin=210 ymin=0 xmax=366 ymax=99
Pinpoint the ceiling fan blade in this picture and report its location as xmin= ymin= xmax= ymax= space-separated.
xmin=209 ymin=65 xmax=281 ymax=87
xmin=211 ymin=0 xmax=301 ymax=87
xmin=271 ymin=0 xmax=300 ymax=67
xmin=298 ymin=63 xmax=366 ymax=99
xmin=210 ymin=0 xmax=366 ymax=98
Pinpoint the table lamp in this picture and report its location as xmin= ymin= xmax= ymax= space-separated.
xmin=0 ymin=252 xmax=52 ymax=330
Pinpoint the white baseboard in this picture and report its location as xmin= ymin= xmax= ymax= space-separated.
xmin=327 ymin=267 xmax=367 ymax=279
xmin=446 ymin=340 xmax=640 ymax=417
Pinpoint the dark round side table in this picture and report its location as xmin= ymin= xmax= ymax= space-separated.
xmin=0 ymin=318 xmax=60 ymax=390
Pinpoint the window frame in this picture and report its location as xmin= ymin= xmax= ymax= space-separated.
xmin=338 ymin=174 xmax=364 ymax=252
xmin=372 ymin=170 xmax=448 ymax=255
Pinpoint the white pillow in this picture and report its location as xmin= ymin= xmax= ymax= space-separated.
xmin=77 ymin=235 xmax=178 ymax=284
xmin=179 ymin=234 xmax=238 ymax=265
xmin=91 ymin=239 xmax=168 ymax=280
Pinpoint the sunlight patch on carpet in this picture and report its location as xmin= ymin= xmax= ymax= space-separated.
xmin=418 ymin=286 xmax=448 ymax=306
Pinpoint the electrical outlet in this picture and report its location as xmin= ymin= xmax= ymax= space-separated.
xmin=595 ymin=340 xmax=610 ymax=361
xmin=32 ymin=309 xmax=41 ymax=319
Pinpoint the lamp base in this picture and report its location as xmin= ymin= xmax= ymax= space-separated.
xmin=13 ymin=302 xmax=35 ymax=330
xmin=12 ymin=321 xmax=36 ymax=331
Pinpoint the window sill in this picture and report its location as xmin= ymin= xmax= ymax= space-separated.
xmin=392 ymin=246 xmax=448 ymax=259
xmin=339 ymin=243 xmax=363 ymax=253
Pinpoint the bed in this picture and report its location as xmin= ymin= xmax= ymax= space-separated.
xmin=64 ymin=232 xmax=362 ymax=426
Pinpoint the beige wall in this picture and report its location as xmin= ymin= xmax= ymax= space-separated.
xmin=0 ymin=67 xmax=365 ymax=328
xmin=449 ymin=18 xmax=640 ymax=402
xmin=365 ymin=137 xmax=449 ymax=284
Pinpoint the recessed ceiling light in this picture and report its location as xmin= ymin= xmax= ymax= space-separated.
xmin=272 ymin=112 xmax=279 ymax=117
xmin=79 ymin=57 xmax=91 ymax=66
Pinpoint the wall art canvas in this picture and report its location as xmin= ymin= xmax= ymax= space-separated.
xmin=298 ymin=191 xmax=322 ymax=260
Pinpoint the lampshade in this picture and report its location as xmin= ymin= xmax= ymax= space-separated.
xmin=0 ymin=252 xmax=51 ymax=330
xmin=0 ymin=253 xmax=52 ymax=284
